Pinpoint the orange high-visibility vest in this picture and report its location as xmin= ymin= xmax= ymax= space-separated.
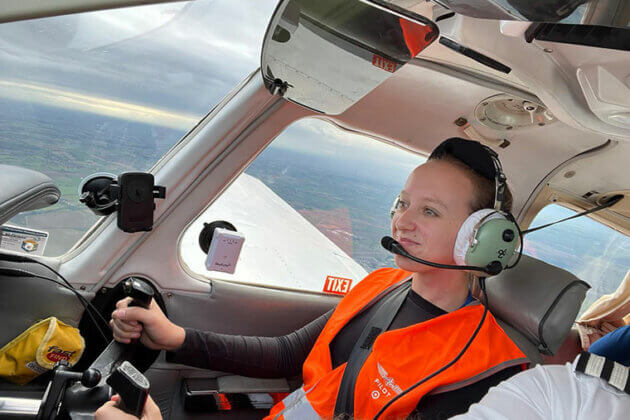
xmin=265 ymin=268 xmax=528 ymax=420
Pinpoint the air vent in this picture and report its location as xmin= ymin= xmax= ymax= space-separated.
xmin=474 ymin=94 xmax=556 ymax=131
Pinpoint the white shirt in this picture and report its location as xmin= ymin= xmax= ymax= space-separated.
xmin=451 ymin=362 xmax=630 ymax=420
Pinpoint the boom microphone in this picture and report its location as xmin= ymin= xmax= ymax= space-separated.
xmin=380 ymin=236 xmax=502 ymax=276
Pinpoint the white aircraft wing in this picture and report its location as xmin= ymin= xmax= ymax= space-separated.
xmin=180 ymin=173 xmax=368 ymax=294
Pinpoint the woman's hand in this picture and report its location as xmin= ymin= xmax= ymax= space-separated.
xmin=110 ymin=297 xmax=185 ymax=351
xmin=95 ymin=394 xmax=162 ymax=420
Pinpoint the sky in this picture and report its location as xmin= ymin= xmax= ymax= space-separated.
xmin=274 ymin=118 xmax=425 ymax=181
xmin=0 ymin=0 xmax=426 ymax=166
xmin=1 ymin=1 xmax=626 ymax=298
xmin=0 ymin=0 xmax=277 ymax=122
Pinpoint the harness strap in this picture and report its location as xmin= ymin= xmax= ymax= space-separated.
xmin=575 ymin=352 xmax=630 ymax=394
xmin=333 ymin=281 xmax=411 ymax=417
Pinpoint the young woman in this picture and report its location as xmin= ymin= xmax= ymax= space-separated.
xmin=97 ymin=138 xmax=528 ymax=420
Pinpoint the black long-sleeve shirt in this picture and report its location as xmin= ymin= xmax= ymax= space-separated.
xmin=167 ymin=289 xmax=520 ymax=419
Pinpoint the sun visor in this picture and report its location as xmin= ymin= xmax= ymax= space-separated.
xmin=0 ymin=164 xmax=60 ymax=226
xmin=261 ymin=0 xmax=438 ymax=114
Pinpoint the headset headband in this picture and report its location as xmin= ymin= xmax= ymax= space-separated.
xmin=482 ymin=145 xmax=506 ymax=211
xmin=429 ymin=137 xmax=507 ymax=211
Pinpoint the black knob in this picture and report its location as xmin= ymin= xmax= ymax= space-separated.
xmin=81 ymin=368 xmax=102 ymax=388
xmin=502 ymin=229 xmax=515 ymax=242
xmin=485 ymin=261 xmax=503 ymax=276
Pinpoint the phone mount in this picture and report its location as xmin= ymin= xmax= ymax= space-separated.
xmin=79 ymin=172 xmax=165 ymax=232
xmin=78 ymin=172 xmax=118 ymax=216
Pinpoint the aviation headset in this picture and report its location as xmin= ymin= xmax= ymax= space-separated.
xmin=390 ymin=137 xmax=520 ymax=273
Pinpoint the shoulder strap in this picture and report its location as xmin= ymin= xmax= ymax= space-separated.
xmin=334 ymin=281 xmax=412 ymax=417
xmin=575 ymin=352 xmax=630 ymax=394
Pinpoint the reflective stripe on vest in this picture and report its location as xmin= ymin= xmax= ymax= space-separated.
xmin=271 ymin=387 xmax=320 ymax=420
xmin=265 ymin=268 xmax=528 ymax=420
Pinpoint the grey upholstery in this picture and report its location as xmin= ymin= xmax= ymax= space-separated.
xmin=484 ymin=254 xmax=590 ymax=359
xmin=0 ymin=262 xmax=84 ymax=351
xmin=0 ymin=165 xmax=60 ymax=225
xmin=495 ymin=318 xmax=543 ymax=365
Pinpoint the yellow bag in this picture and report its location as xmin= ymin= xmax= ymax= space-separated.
xmin=0 ymin=317 xmax=85 ymax=385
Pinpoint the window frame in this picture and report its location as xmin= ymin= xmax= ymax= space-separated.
xmin=521 ymin=192 xmax=630 ymax=317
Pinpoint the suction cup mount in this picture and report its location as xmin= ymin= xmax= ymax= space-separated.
xmin=78 ymin=172 xmax=118 ymax=216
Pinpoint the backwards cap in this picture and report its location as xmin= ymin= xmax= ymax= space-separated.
xmin=429 ymin=137 xmax=498 ymax=181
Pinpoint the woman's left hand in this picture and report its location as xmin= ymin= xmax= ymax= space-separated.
xmin=94 ymin=394 xmax=162 ymax=420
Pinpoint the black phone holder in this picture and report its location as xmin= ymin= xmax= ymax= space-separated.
xmin=79 ymin=172 xmax=165 ymax=233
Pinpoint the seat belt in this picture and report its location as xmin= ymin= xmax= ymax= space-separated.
xmin=334 ymin=280 xmax=412 ymax=417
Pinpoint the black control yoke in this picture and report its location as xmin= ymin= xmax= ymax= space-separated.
xmin=35 ymin=277 xmax=154 ymax=419
xmin=88 ymin=278 xmax=153 ymax=378
xmin=87 ymin=278 xmax=154 ymax=414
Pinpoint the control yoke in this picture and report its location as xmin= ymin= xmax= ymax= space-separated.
xmin=35 ymin=278 xmax=154 ymax=419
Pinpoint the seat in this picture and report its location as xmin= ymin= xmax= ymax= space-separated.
xmin=542 ymin=328 xmax=582 ymax=364
xmin=482 ymin=255 xmax=590 ymax=365
xmin=0 ymin=164 xmax=60 ymax=225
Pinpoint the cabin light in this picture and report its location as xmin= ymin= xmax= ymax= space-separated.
xmin=474 ymin=94 xmax=556 ymax=131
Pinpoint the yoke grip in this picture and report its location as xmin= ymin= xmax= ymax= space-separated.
xmin=123 ymin=278 xmax=153 ymax=309
xmin=106 ymin=361 xmax=150 ymax=418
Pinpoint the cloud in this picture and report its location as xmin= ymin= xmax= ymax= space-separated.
xmin=65 ymin=3 xmax=188 ymax=50
xmin=0 ymin=0 xmax=277 ymax=115
xmin=0 ymin=0 xmax=425 ymax=178
xmin=0 ymin=79 xmax=198 ymax=129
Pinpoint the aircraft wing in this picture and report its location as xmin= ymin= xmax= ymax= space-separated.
xmin=180 ymin=173 xmax=368 ymax=293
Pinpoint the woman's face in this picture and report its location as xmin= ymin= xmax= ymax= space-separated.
xmin=391 ymin=160 xmax=476 ymax=272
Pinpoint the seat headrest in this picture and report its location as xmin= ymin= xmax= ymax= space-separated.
xmin=484 ymin=255 xmax=590 ymax=355
xmin=0 ymin=164 xmax=60 ymax=225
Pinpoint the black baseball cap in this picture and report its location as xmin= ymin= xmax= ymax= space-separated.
xmin=429 ymin=137 xmax=498 ymax=181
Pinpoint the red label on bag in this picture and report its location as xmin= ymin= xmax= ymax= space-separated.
xmin=372 ymin=55 xmax=397 ymax=73
xmin=323 ymin=276 xmax=352 ymax=295
xmin=45 ymin=346 xmax=76 ymax=363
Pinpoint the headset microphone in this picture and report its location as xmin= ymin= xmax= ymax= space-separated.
xmin=381 ymin=236 xmax=502 ymax=276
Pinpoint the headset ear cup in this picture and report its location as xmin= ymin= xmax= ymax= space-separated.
xmin=453 ymin=209 xmax=498 ymax=266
